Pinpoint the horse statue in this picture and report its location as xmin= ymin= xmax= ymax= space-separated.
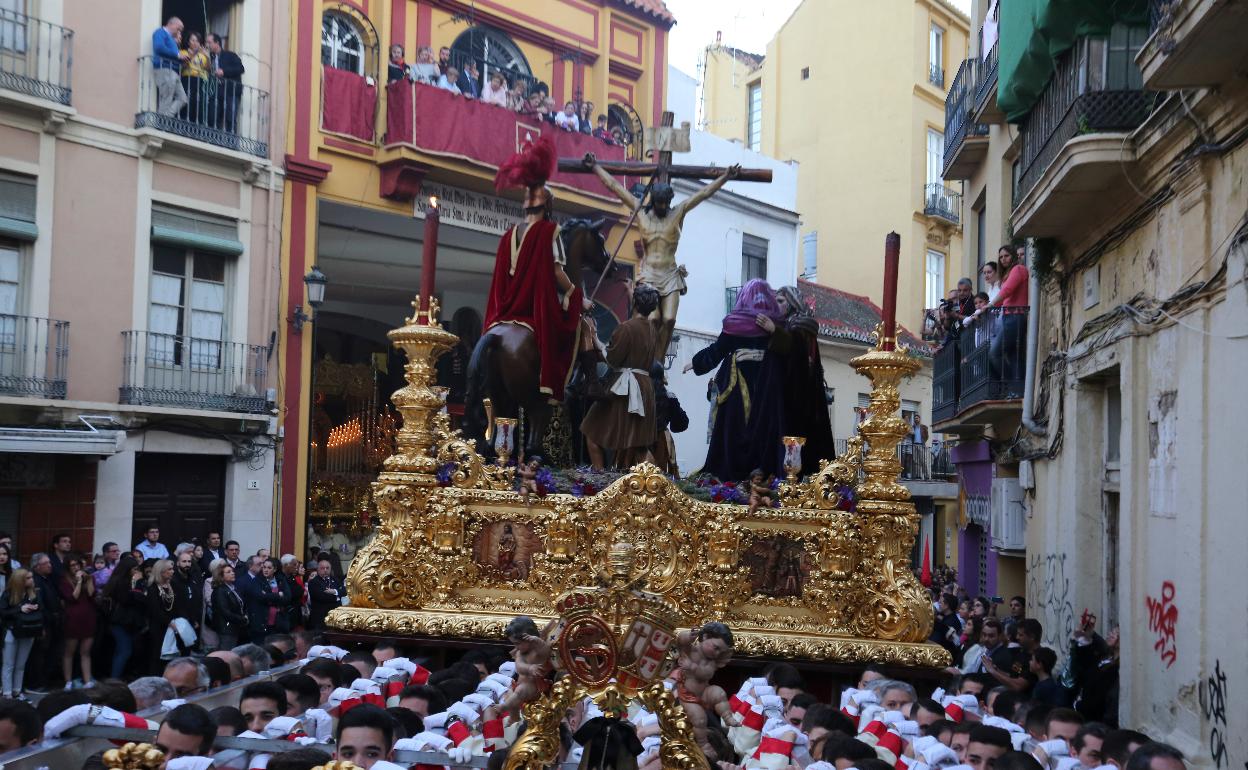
xmin=463 ymin=218 xmax=610 ymax=459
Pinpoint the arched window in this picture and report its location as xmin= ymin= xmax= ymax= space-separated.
xmin=322 ymin=10 xmax=366 ymax=74
xmin=608 ymin=103 xmax=644 ymax=160
xmin=450 ymin=26 xmax=533 ymax=94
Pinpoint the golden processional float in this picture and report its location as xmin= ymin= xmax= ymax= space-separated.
xmin=325 ymin=232 xmax=949 ymax=767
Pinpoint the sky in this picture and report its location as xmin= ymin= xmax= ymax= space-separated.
xmin=664 ymin=0 xmax=973 ymax=79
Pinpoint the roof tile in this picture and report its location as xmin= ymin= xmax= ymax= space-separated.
xmin=797 ymin=279 xmax=931 ymax=355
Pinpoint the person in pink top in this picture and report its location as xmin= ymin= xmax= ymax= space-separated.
xmin=992 ymin=244 xmax=1029 ymax=308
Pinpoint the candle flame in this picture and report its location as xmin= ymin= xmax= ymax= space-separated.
xmin=429 ymin=196 xmax=439 ymax=209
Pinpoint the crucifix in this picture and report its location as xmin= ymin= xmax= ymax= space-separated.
xmin=558 ymin=110 xmax=773 ymax=362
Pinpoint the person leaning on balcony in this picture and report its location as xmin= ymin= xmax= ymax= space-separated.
xmin=152 ymin=16 xmax=191 ymax=117
xmin=554 ymin=101 xmax=580 ymax=132
xmin=578 ymin=101 xmax=595 ymax=135
xmin=412 ymin=46 xmax=439 ymax=85
xmin=437 ymin=65 xmax=462 ymax=95
xmin=593 ymin=114 xmax=615 ymax=144
xmin=180 ymin=31 xmax=210 ymax=125
xmin=507 ymin=77 xmax=528 ymax=111
xmin=459 ymin=59 xmax=481 ymax=99
xmin=387 ymin=44 xmax=409 ymax=83
xmin=207 ymin=34 xmax=245 ymax=134
xmin=982 ymin=257 xmax=1002 ymax=302
xmin=481 ymin=70 xmax=509 ymax=108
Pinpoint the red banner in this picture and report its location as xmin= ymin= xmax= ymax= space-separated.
xmin=322 ymin=67 xmax=377 ymax=142
xmin=386 ymin=82 xmax=627 ymax=198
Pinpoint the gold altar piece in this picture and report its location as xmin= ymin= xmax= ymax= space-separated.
xmin=329 ymin=296 xmax=947 ymax=668
xmin=503 ymin=541 xmax=707 ymax=770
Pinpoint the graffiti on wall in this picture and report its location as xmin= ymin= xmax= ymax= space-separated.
xmin=1028 ymin=552 xmax=1075 ymax=655
xmin=1145 ymin=580 xmax=1178 ymax=668
xmin=1199 ymin=659 xmax=1229 ymax=768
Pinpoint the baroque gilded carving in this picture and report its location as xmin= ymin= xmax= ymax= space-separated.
xmin=327 ymin=295 xmax=949 ymax=666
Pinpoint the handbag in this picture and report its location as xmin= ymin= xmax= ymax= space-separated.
xmin=12 ymin=603 xmax=44 ymax=638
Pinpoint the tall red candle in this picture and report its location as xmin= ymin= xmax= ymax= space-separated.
xmin=420 ymin=196 xmax=440 ymax=317
xmin=880 ymin=231 xmax=900 ymax=351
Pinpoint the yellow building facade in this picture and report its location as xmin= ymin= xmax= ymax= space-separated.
xmin=276 ymin=0 xmax=673 ymax=555
xmin=701 ymin=0 xmax=970 ymax=334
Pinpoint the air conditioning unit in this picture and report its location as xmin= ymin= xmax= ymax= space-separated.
xmin=990 ymin=477 xmax=1025 ymax=552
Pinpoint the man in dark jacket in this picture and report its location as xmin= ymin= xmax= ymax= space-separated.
xmin=28 ymin=553 xmax=63 ymax=691
xmin=200 ymin=532 xmax=225 ymax=574
xmin=206 ymin=33 xmax=245 ymax=135
xmin=306 ymin=556 xmax=342 ymax=630
xmin=172 ymin=549 xmax=205 ymax=640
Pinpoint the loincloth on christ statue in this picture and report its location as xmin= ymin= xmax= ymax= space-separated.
xmin=638 ymin=261 xmax=688 ymax=297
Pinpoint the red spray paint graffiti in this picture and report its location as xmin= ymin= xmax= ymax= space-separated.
xmin=1145 ymin=580 xmax=1178 ymax=668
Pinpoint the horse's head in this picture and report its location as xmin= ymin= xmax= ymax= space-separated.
xmin=560 ymin=218 xmax=609 ymax=288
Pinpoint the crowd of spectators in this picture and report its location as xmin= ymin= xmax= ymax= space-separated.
xmin=386 ymin=43 xmax=622 ymax=145
xmin=0 ymin=529 xmax=346 ymax=701
xmin=0 ymin=545 xmax=1183 ymax=770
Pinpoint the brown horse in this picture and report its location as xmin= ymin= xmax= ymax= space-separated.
xmin=463 ymin=219 xmax=609 ymax=458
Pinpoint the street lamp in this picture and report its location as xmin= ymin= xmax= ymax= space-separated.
xmin=291 ymin=265 xmax=328 ymax=332
xmin=663 ymin=334 xmax=681 ymax=370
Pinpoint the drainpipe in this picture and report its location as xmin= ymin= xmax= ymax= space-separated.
xmin=1022 ymin=238 xmax=1047 ymax=437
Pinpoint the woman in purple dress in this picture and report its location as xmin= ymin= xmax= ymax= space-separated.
xmin=684 ymin=279 xmax=788 ymax=481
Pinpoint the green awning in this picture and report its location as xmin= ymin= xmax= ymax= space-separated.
xmin=998 ymin=0 xmax=1150 ymax=123
xmin=0 ymin=216 xmax=37 ymax=242
xmin=150 ymin=225 xmax=245 ymax=256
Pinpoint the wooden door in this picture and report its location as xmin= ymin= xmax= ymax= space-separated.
xmin=132 ymin=453 xmax=225 ymax=550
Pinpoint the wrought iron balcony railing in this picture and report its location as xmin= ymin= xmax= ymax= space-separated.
xmin=1015 ymin=36 xmax=1153 ymax=204
xmin=0 ymin=314 xmax=68 ymax=399
xmin=959 ymin=306 xmax=1028 ymax=409
xmin=928 ymin=63 xmax=945 ymax=89
xmin=923 ymin=183 xmax=961 ymax=225
xmin=932 ymin=338 xmax=960 ymax=423
xmin=0 ymin=8 xmax=73 ymax=105
xmin=974 ymin=42 xmax=998 ymax=114
xmin=120 ymin=331 xmax=268 ymax=413
xmin=135 ymin=58 xmax=270 ymax=158
xmin=943 ymin=58 xmax=989 ymax=176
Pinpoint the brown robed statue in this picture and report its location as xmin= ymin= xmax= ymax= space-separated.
xmin=560 ymin=111 xmax=773 ymax=362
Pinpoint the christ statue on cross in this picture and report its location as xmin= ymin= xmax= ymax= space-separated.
xmin=583 ymin=153 xmax=740 ymax=360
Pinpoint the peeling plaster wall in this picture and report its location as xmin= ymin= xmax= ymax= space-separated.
xmin=1026 ymin=134 xmax=1248 ymax=765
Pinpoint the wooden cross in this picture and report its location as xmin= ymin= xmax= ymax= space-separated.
xmin=557 ymin=110 xmax=774 ymax=184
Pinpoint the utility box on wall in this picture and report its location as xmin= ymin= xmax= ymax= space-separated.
xmin=990 ymin=477 xmax=1025 ymax=552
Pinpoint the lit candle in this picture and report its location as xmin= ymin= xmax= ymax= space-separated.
xmin=420 ymin=196 xmax=440 ymax=319
xmin=880 ymin=232 xmax=900 ymax=351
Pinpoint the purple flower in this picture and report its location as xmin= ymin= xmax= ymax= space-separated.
xmin=435 ymin=463 xmax=456 ymax=486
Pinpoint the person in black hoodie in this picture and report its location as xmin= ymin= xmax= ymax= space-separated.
xmin=172 ymin=549 xmax=204 ymax=644
xmin=306 ymin=556 xmax=342 ymax=630
xmin=210 ymin=563 xmax=248 ymax=650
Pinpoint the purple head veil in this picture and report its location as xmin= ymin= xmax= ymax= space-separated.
xmin=721 ymin=278 xmax=784 ymax=337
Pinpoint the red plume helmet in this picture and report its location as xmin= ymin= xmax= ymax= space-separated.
xmin=494 ymin=135 xmax=557 ymax=193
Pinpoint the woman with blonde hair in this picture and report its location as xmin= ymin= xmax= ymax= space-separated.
xmin=145 ymin=558 xmax=177 ymax=674
xmin=0 ymin=568 xmax=42 ymax=698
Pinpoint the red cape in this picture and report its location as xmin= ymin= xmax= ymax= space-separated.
xmin=484 ymin=219 xmax=582 ymax=400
